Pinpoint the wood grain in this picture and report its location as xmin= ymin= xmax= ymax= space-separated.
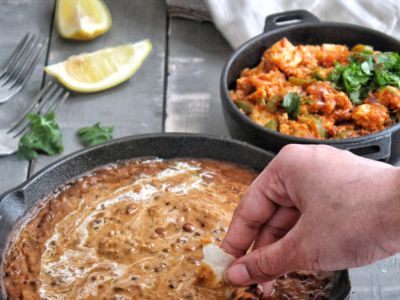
xmin=165 ymin=18 xmax=231 ymax=136
xmin=0 ymin=0 xmax=53 ymax=192
xmin=30 ymin=0 xmax=167 ymax=174
xmin=0 ymin=2 xmax=399 ymax=298
xmin=350 ymin=255 xmax=400 ymax=299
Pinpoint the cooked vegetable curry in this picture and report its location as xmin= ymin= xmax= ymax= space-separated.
xmin=3 ymin=158 xmax=333 ymax=299
xmin=230 ymin=38 xmax=400 ymax=139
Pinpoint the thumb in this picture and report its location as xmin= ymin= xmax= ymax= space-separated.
xmin=225 ymin=237 xmax=298 ymax=286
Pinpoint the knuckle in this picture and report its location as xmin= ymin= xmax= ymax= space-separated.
xmin=235 ymin=208 xmax=264 ymax=230
xmin=264 ymin=224 xmax=288 ymax=240
xmin=279 ymin=144 xmax=314 ymax=162
xmin=279 ymin=144 xmax=303 ymax=156
xmin=277 ymin=144 xmax=311 ymax=171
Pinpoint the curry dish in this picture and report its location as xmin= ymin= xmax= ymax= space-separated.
xmin=4 ymin=158 xmax=333 ymax=299
xmin=230 ymin=37 xmax=400 ymax=139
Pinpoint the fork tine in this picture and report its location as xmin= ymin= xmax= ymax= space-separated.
xmin=12 ymin=85 xmax=69 ymax=138
xmin=0 ymin=33 xmax=31 ymax=78
xmin=41 ymin=89 xmax=69 ymax=114
xmin=0 ymin=38 xmax=46 ymax=104
xmin=6 ymin=81 xmax=53 ymax=134
xmin=7 ymin=40 xmax=46 ymax=89
xmin=0 ymin=34 xmax=36 ymax=82
xmin=8 ymin=83 xmax=58 ymax=135
xmin=1 ymin=34 xmax=38 ymax=86
xmin=39 ymin=86 xmax=64 ymax=113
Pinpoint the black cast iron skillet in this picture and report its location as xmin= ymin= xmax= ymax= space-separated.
xmin=0 ymin=133 xmax=350 ymax=299
xmin=221 ymin=10 xmax=400 ymax=162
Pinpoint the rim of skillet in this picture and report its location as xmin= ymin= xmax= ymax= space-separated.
xmin=221 ymin=21 xmax=400 ymax=145
xmin=0 ymin=132 xmax=350 ymax=299
xmin=0 ymin=132 xmax=273 ymax=202
xmin=0 ymin=133 xmax=275 ymax=298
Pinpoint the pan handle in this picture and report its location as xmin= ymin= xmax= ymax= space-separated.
xmin=335 ymin=133 xmax=392 ymax=161
xmin=264 ymin=10 xmax=320 ymax=33
xmin=0 ymin=189 xmax=26 ymax=220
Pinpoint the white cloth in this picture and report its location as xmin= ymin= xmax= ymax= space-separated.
xmin=204 ymin=0 xmax=400 ymax=48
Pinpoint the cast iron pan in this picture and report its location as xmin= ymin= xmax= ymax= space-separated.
xmin=220 ymin=10 xmax=400 ymax=162
xmin=0 ymin=133 xmax=350 ymax=299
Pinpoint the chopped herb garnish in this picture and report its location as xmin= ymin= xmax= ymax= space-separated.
xmin=18 ymin=112 xmax=63 ymax=160
xmin=376 ymin=52 xmax=400 ymax=69
xmin=312 ymin=72 xmax=324 ymax=81
xmin=375 ymin=64 xmax=400 ymax=87
xmin=327 ymin=50 xmax=400 ymax=104
xmin=282 ymin=92 xmax=301 ymax=120
xmin=342 ymin=63 xmax=370 ymax=104
xmin=78 ymin=122 xmax=114 ymax=146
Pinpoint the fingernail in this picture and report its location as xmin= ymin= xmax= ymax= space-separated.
xmin=226 ymin=263 xmax=250 ymax=286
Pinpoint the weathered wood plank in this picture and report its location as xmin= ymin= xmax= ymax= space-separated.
xmin=165 ymin=18 xmax=231 ymax=136
xmin=349 ymin=255 xmax=400 ymax=299
xmin=0 ymin=0 xmax=53 ymax=193
xmin=30 ymin=0 xmax=167 ymax=174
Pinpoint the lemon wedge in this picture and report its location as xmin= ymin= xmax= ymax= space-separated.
xmin=45 ymin=40 xmax=152 ymax=93
xmin=56 ymin=0 xmax=112 ymax=40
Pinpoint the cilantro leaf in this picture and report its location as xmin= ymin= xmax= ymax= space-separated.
xmin=282 ymin=92 xmax=301 ymax=120
xmin=376 ymin=52 xmax=400 ymax=69
xmin=327 ymin=63 xmax=346 ymax=88
xmin=78 ymin=123 xmax=114 ymax=146
xmin=375 ymin=64 xmax=400 ymax=88
xmin=341 ymin=63 xmax=371 ymax=104
xmin=328 ymin=49 xmax=400 ymax=104
xmin=17 ymin=112 xmax=63 ymax=160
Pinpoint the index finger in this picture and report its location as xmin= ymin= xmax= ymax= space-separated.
xmin=221 ymin=159 xmax=292 ymax=257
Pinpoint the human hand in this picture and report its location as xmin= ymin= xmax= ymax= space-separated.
xmin=222 ymin=145 xmax=400 ymax=296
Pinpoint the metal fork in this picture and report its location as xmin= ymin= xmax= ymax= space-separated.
xmin=0 ymin=33 xmax=47 ymax=104
xmin=0 ymin=82 xmax=69 ymax=156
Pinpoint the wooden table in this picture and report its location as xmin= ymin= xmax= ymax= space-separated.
xmin=0 ymin=1 xmax=399 ymax=299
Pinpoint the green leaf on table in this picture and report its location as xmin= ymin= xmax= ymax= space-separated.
xmin=78 ymin=122 xmax=114 ymax=146
xmin=17 ymin=112 xmax=64 ymax=160
xmin=282 ymin=92 xmax=300 ymax=120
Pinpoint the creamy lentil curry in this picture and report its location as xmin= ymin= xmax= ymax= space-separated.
xmin=230 ymin=37 xmax=400 ymax=139
xmin=3 ymin=158 xmax=334 ymax=299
